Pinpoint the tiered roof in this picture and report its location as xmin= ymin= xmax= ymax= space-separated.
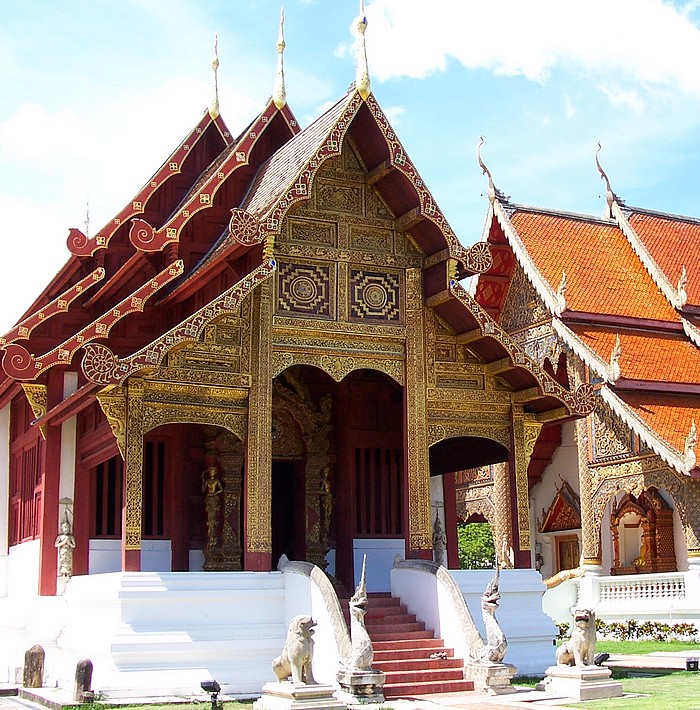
xmin=474 ymin=153 xmax=700 ymax=477
xmin=0 ymin=18 xmax=593 ymax=430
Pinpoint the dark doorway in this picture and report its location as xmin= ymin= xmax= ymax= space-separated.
xmin=272 ymin=460 xmax=305 ymax=566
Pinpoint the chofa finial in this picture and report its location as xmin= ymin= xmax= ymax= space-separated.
xmin=273 ymin=7 xmax=287 ymax=110
xmin=209 ymin=34 xmax=220 ymax=120
xmin=477 ymin=137 xmax=509 ymax=204
xmin=595 ymin=142 xmax=616 ymax=217
xmin=355 ymin=0 xmax=371 ymax=100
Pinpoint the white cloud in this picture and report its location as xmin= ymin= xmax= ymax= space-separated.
xmin=363 ymin=0 xmax=700 ymax=98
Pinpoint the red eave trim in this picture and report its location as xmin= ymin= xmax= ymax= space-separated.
xmin=611 ymin=378 xmax=700 ymax=396
xmin=32 ymin=381 xmax=100 ymax=429
xmin=84 ymin=252 xmax=146 ymax=307
xmin=0 ymin=379 xmax=22 ymax=410
xmin=562 ymin=310 xmax=684 ymax=334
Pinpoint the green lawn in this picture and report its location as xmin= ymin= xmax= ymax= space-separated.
xmin=596 ymin=639 xmax=700 ymax=655
xmin=562 ymin=670 xmax=700 ymax=709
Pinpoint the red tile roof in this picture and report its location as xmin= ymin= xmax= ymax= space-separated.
xmin=510 ymin=209 xmax=678 ymax=321
xmin=570 ymin=325 xmax=700 ymax=383
xmin=617 ymin=390 xmax=700 ymax=454
xmin=628 ymin=210 xmax=700 ymax=307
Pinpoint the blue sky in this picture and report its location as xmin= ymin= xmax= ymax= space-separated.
xmin=2 ymin=0 xmax=700 ymax=331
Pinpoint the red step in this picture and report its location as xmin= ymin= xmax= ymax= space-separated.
xmin=341 ymin=592 xmax=473 ymax=698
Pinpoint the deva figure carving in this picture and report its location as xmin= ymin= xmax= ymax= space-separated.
xmin=54 ymin=511 xmax=76 ymax=593
xmin=272 ymin=615 xmax=317 ymax=685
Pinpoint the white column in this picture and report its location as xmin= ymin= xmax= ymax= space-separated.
xmin=58 ymin=373 xmax=78 ymax=525
xmin=0 ymin=402 xmax=10 ymax=596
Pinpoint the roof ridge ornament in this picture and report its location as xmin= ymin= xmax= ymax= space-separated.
xmin=355 ymin=0 xmax=371 ymax=100
xmin=676 ymin=265 xmax=688 ymax=308
xmin=595 ymin=143 xmax=624 ymax=217
xmin=556 ymin=270 xmax=567 ymax=315
xmin=209 ymin=34 xmax=220 ymax=120
xmin=477 ymin=137 xmax=509 ymax=204
xmin=684 ymin=420 xmax=697 ymax=471
xmin=273 ymin=7 xmax=287 ymax=110
xmin=608 ymin=333 xmax=621 ymax=384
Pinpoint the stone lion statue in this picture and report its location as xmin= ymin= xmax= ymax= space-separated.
xmin=556 ymin=608 xmax=596 ymax=667
xmin=272 ymin=614 xmax=317 ymax=685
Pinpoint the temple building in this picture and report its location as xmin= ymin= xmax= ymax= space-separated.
xmin=1 ymin=8 xmax=697 ymax=698
xmin=458 ymin=148 xmax=700 ymax=619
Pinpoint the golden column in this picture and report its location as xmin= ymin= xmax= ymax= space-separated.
xmin=244 ymin=282 xmax=273 ymax=569
xmin=123 ymin=378 xmax=145 ymax=570
xmin=403 ymin=268 xmax=432 ymax=556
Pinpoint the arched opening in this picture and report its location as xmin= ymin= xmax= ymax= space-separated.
xmin=271 ymin=365 xmax=405 ymax=590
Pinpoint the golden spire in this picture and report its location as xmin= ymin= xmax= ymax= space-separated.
xmin=209 ymin=34 xmax=220 ymax=120
xmin=273 ymin=7 xmax=287 ymax=110
xmin=355 ymin=0 xmax=371 ymax=100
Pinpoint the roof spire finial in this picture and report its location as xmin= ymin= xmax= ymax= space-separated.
xmin=273 ymin=7 xmax=287 ymax=110
xmin=84 ymin=199 xmax=90 ymax=239
xmin=355 ymin=0 xmax=371 ymax=100
xmin=209 ymin=33 xmax=220 ymax=120
xmin=595 ymin=142 xmax=615 ymax=218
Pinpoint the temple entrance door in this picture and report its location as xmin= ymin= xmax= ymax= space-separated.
xmin=271 ymin=460 xmax=306 ymax=566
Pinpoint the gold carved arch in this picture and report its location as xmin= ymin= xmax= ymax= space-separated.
xmin=272 ymin=351 xmax=403 ymax=386
xmin=427 ymin=423 xmax=511 ymax=451
xmin=142 ymin=403 xmax=247 ymax=442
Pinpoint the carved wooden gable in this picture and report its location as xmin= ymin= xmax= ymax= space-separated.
xmin=274 ymin=139 xmax=422 ymax=327
xmin=538 ymin=480 xmax=581 ymax=533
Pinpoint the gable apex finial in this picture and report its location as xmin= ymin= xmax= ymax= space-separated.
xmin=355 ymin=0 xmax=371 ymax=100
xmin=595 ymin=142 xmax=620 ymax=218
xmin=273 ymin=7 xmax=287 ymax=110
xmin=477 ymin=137 xmax=509 ymax=204
xmin=209 ymin=34 xmax=220 ymax=120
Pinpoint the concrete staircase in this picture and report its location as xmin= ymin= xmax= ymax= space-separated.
xmin=348 ymin=592 xmax=473 ymax=698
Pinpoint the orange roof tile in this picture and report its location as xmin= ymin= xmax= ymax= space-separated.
xmin=510 ymin=209 xmax=678 ymax=321
xmin=617 ymin=391 xmax=700 ymax=454
xmin=628 ymin=210 xmax=700 ymax=307
xmin=570 ymin=325 xmax=700 ymax=383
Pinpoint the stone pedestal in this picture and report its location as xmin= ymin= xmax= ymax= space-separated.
xmin=466 ymin=662 xmax=517 ymax=695
xmin=254 ymin=682 xmax=346 ymax=710
xmin=542 ymin=665 xmax=623 ymax=701
xmin=335 ymin=668 xmax=385 ymax=705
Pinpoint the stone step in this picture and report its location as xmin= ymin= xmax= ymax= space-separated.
xmin=383 ymin=678 xmax=474 ymax=699
xmin=365 ymin=617 xmax=419 ymax=633
xmin=370 ymin=629 xmax=436 ymax=642
xmin=372 ymin=637 xmax=446 ymax=652
xmin=373 ymin=656 xmax=464 ymax=673
xmin=374 ymin=645 xmax=453 ymax=662
xmin=382 ymin=667 xmax=466 ymax=684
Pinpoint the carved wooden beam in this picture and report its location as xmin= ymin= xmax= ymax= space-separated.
xmin=425 ymin=290 xmax=452 ymax=308
xmin=512 ymin=386 xmax=542 ymax=403
xmin=396 ymin=207 xmax=423 ymax=231
xmin=366 ymin=158 xmax=394 ymax=185
xmin=484 ymin=357 xmax=513 ymax=376
xmin=456 ymin=328 xmax=485 ymax=345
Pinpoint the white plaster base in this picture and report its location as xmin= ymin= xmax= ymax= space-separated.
xmin=254 ymin=682 xmax=346 ymax=710
xmin=335 ymin=668 xmax=385 ymax=704
xmin=542 ymin=665 xmax=623 ymax=701
xmin=465 ymin=662 xmax=517 ymax=695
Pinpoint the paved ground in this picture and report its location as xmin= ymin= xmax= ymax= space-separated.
xmin=1 ymin=653 xmax=698 ymax=710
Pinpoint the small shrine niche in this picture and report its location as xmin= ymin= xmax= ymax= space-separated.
xmin=610 ymin=487 xmax=677 ymax=575
xmin=538 ymin=480 xmax=581 ymax=574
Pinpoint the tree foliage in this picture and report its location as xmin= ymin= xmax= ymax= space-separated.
xmin=457 ymin=522 xmax=496 ymax=569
